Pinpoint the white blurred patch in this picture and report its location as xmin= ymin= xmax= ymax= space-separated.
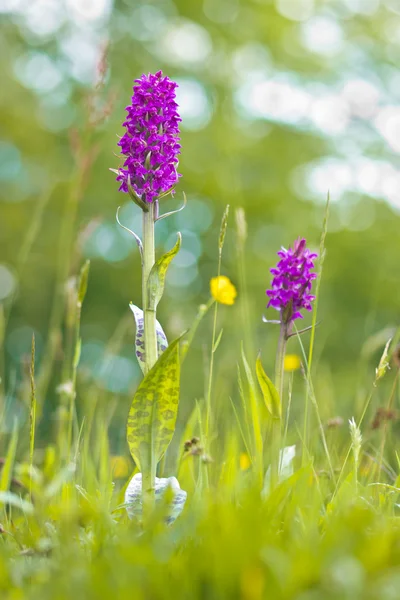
xmin=293 ymin=156 xmax=400 ymax=213
xmin=275 ymin=0 xmax=314 ymax=21
xmin=310 ymin=95 xmax=349 ymax=135
xmin=176 ymin=78 xmax=212 ymax=131
xmin=0 ymin=264 xmax=16 ymax=300
xmin=127 ymin=4 xmax=166 ymax=41
xmin=14 ymin=52 xmax=63 ymax=93
xmin=65 ymin=0 xmax=112 ymax=24
xmin=84 ymin=223 xmax=133 ymax=262
xmin=157 ymin=19 xmax=212 ymax=66
xmin=375 ymin=106 xmax=400 ymax=153
xmin=341 ymin=79 xmax=381 ymax=119
xmin=232 ymin=43 xmax=272 ymax=81
xmin=301 ymin=158 xmax=354 ymax=201
xmin=238 ymin=78 xmax=311 ymax=124
xmin=0 ymin=0 xmax=25 ymax=13
xmin=301 ymin=16 xmax=344 ymax=56
xmin=263 ymin=445 xmax=296 ymax=496
xmin=341 ymin=0 xmax=380 ymax=14
xmin=59 ymin=31 xmax=101 ymax=83
xmin=22 ymin=0 xmax=65 ymax=36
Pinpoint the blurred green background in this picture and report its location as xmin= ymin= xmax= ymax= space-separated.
xmin=1 ymin=0 xmax=399 ymax=452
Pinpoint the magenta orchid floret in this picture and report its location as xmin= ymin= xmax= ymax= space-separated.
xmin=266 ymin=238 xmax=318 ymax=323
xmin=116 ymin=71 xmax=181 ymax=204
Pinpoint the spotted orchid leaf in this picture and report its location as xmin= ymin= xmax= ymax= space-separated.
xmin=129 ymin=303 xmax=168 ymax=374
xmin=147 ymin=233 xmax=181 ymax=311
xmin=127 ymin=336 xmax=181 ymax=473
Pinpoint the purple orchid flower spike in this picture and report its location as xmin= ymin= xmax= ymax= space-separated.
xmin=116 ymin=70 xmax=181 ymax=205
xmin=266 ymin=237 xmax=318 ymax=329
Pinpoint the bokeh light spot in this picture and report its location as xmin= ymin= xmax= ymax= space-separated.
xmin=0 ymin=264 xmax=16 ymax=300
xmin=375 ymin=107 xmax=400 ymax=153
xmin=276 ymin=0 xmax=314 ymax=21
xmin=176 ymin=78 xmax=212 ymax=131
xmin=22 ymin=0 xmax=65 ymax=37
xmin=85 ymin=223 xmax=133 ymax=263
xmin=301 ymin=16 xmax=344 ymax=56
xmin=14 ymin=52 xmax=63 ymax=93
xmin=0 ymin=142 xmax=21 ymax=181
xmin=203 ymin=0 xmax=239 ymax=24
xmin=157 ymin=19 xmax=212 ymax=66
xmin=65 ymin=0 xmax=112 ymax=23
xmin=128 ymin=5 xmax=166 ymax=41
xmin=174 ymin=198 xmax=214 ymax=233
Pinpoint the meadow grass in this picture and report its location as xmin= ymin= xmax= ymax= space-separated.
xmin=1 ymin=80 xmax=400 ymax=600
xmin=1 ymin=195 xmax=400 ymax=600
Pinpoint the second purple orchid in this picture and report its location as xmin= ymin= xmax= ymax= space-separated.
xmin=266 ymin=238 xmax=318 ymax=325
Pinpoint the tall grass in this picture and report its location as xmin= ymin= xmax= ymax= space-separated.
xmin=1 ymin=86 xmax=400 ymax=600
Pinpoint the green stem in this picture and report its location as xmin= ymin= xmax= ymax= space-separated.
xmin=275 ymin=324 xmax=287 ymax=401
xmin=141 ymin=202 xmax=157 ymax=520
xmin=142 ymin=204 xmax=158 ymax=374
xmin=271 ymin=323 xmax=287 ymax=490
xmin=205 ymin=254 xmax=222 ymax=442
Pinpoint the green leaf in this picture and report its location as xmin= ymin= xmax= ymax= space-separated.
xmin=241 ymin=346 xmax=263 ymax=484
xmin=147 ymin=233 xmax=182 ymax=311
xmin=127 ymin=336 xmax=181 ymax=472
xmin=256 ymin=353 xmax=281 ymax=419
xmin=0 ymin=423 xmax=18 ymax=493
xmin=77 ymin=260 xmax=90 ymax=306
xmin=213 ymin=328 xmax=223 ymax=353
xmin=129 ymin=303 xmax=168 ymax=373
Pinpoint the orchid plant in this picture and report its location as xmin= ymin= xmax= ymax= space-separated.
xmin=114 ymin=71 xmax=185 ymax=520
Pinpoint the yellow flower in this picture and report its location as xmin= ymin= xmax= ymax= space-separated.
xmin=210 ymin=276 xmax=237 ymax=305
xmin=240 ymin=453 xmax=251 ymax=471
xmin=284 ymin=354 xmax=301 ymax=372
xmin=110 ymin=455 xmax=130 ymax=478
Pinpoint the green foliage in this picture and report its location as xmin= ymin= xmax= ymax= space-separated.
xmin=2 ymin=1 xmax=400 ymax=597
xmin=256 ymin=352 xmax=281 ymax=420
xmin=147 ymin=233 xmax=182 ymax=311
xmin=127 ymin=337 xmax=181 ymax=473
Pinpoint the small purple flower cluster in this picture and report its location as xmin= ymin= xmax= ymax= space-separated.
xmin=266 ymin=238 xmax=317 ymax=323
xmin=117 ymin=71 xmax=181 ymax=204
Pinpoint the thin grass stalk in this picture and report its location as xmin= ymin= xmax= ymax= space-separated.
xmin=37 ymin=167 xmax=85 ymax=408
xmin=333 ymin=367 xmax=387 ymax=499
xmin=29 ymin=334 xmax=37 ymax=500
xmin=235 ymin=208 xmax=253 ymax=362
xmin=302 ymin=192 xmax=329 ymax=465
xmin=376 ymin=370 xmax=399 ymax=480
xmin=205 ymin=273 xmax=220 ymax=443
xmin=0 ymin=305 xmax=5 ymax=413
xmin=271 ymin=325 xmax=287 ymax=489
xmin=205 ymin=206 xmax=229 ymax=445
xmin=295 ymin=327 xmax=335 ymax=482
xmin=66 ymin=261 xmax=90 ymax=460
